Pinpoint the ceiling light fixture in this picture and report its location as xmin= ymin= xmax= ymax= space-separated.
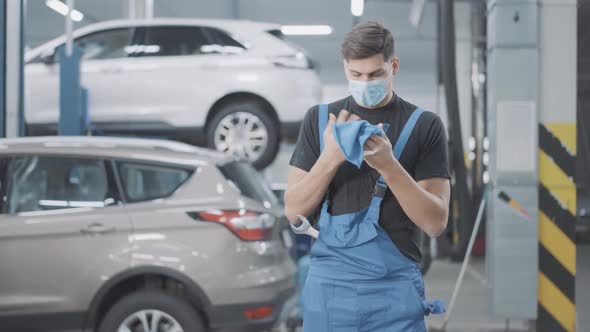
xmin=280 ymin=25 xmax=333 ymax=36
xmin=351 ymin=0 xmax=364 ymax=17
xmin=46 ymin=0 xmax=84 ymax=22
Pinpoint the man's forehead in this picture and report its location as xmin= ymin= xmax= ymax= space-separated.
xmin=346 ymin=54 xmax=388 ymax=72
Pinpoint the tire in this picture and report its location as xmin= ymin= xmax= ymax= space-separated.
xmin=98 ymin=290 xmax=206 ymax=332
xmin=206 ymin=100 xmax=280 ymax=170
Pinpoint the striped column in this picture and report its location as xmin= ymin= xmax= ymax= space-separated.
xmin=537 ymin=123 xmax=576 ymax=332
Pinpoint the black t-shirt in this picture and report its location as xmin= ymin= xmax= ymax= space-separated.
xmin=289 ymin=94 xmax=450 ymax=262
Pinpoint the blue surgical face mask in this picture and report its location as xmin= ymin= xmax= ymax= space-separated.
xmin=348 ymin=71 xmax=391 ymax=108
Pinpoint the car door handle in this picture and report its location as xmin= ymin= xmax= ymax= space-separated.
xmin=81 ymin=223 xmax=116 ymax=235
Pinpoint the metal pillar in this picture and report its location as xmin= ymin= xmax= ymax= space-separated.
xmin=487 ymin=0 xmax=578 ymax=330
xmin=486 ymin=0 xmax=540 ymax=321
xmin=58 ymin=44 xmax=84 ymax=136
xmin=58 ymin=0 xmax=86 ymax=136
xmin=441 ymin=0 xmax=473 ymax=261
xmin=0 ymin=1 xmax=5 ymax=138
xmin=1 ymin=0 xmax=25 ymax=138
xmin=231 ymin=0 xmax=240 ymax=19
xmin=125 ymin=0 xmax=154 ymax=19
xmin=536 ymin=0 xmax=577 ymax=331
xmin=578 ymin=0 xmax=590 ymax=237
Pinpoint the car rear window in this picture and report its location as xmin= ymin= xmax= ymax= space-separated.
xmin=219 ymin=161 xmax=279 ymax=207
xmin=118 ymin=162 xmax=193 ymax=202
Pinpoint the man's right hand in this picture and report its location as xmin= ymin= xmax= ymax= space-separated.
xmin=285 ymin=109 xmax=360 ymax=223
xmin=322 ymin=109 xmax=360 ymax=168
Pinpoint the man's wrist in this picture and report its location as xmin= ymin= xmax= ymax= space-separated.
xmin=318 ymin=151 xmax=342 ymax=172
xmin=378 ymin=158 xmax=402 ymax=180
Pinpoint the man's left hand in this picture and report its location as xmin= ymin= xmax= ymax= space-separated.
xmin=364 ymin=123 xmax=395 ymax=173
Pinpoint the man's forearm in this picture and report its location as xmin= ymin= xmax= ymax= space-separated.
xmin=284 ymin=153 xmax=339 ymax=224
xmin=380 ymin=162 xmax=447 ymax=237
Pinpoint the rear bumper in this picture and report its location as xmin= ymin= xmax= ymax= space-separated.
xmin=208 ymin=285 xmax=296 ymax=332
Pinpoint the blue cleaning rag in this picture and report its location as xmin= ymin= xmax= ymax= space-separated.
xmin=332 ymin=120 xmax=390 ymax=168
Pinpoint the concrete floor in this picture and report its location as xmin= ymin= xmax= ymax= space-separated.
xmin=423 ymin=243 xmax=589 ymax=332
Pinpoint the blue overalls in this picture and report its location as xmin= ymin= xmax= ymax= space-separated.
xmin=301 ymin=104 xmax=444 ymax=332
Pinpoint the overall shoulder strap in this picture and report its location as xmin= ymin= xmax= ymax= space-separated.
xmin=318 ymin=104 xmax=329 ymax=152
xmin=375 ymin=108 xmax=425 ymax=190
xmin=392 ymin=107 xmax=425 ymax=159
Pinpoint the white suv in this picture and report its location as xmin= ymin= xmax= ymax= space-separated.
xmin=25 ymin=19 xmax=322 ymax=169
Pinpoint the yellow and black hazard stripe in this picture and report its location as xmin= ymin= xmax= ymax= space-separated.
xmin=538 ymin=123 xmax=576 ymax=332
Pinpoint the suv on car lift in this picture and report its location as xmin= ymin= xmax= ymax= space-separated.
xmin=25 ymin=18 xmax=323 ymax=169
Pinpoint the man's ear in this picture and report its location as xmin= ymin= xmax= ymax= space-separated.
xmin=392 ymin=57 xmax=400 ymax=75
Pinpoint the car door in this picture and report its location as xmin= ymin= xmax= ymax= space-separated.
xmin=0 ymin=155 xmax=133 ymax=327
xmin=25 ymin=27 xmax=143 ymax=126
xmin=119 ymin=25 xmax=247 ymax=128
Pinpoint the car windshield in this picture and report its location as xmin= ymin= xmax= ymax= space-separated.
xmin=219 ymin=161 xmax=279 ymax=207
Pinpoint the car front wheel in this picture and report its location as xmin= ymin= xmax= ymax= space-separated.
xmin=206 ymin=100 xmax=280 ymax=170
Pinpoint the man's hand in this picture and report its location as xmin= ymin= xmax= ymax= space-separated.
xmin=284 ymin=109 xmax=360 ymax=223
xmin=364 ymin=123 xmax=395 ymax=173
xmin=322 ymin=110 xmax=360 ymax=168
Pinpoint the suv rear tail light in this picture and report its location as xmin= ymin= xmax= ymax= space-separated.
xmin=188 ymin=210 xmax=276 ymax=241
xmin=244 ymin=306 xmax=273 ymax=320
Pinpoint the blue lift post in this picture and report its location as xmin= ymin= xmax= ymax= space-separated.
xmin=0 ymin=1 xmax=6 ymax=138
xmin=0 ymin=0 xmax=25 ymax=138
xmin=58 ymin=43 xmax=88 ymax=136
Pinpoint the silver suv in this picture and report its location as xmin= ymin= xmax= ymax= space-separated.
xmin=0 ymin=136 xmax=296 ymax=332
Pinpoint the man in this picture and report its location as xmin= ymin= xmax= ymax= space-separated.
xmin=284 ymin=22 xmax=451 ymax=331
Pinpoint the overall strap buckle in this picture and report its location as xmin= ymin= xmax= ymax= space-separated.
xmin=373 ymin=182 xmax=387 ymax=198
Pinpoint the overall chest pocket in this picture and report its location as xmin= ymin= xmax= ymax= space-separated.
xmin=318 ymin=207 xmax=379 ymax=248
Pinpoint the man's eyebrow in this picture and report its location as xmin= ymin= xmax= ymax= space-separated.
xmin=369 ymin=69 xmax=385 ymax=75
xmin=349 ymin=69 xmax=385 ymax=75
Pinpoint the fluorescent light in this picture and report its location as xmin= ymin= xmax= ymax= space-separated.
xmin=46 ymin=0 xmax=84 ymax=22
xmin=280 ymin=25 xmax=333 ymax=36
xmin=351 ymin=0 xmax=364 ymax=17
xmin=71 ymin=10 xmax=84 ymax=22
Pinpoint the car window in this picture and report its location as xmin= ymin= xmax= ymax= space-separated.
xmin=138 ymin=26 xmax=210 ymax=57
xmin=117 ymin=162 xmax=193 ymax=202
xmin=75 ymin=28 xmax=134 ymax=60
xmin=218 ymin=161 xmax=279 ymax=207
xmin=6 ymin=156 xmax=115 ymax=214
xmin=201 ymin=27 xmax=246 ymax=54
